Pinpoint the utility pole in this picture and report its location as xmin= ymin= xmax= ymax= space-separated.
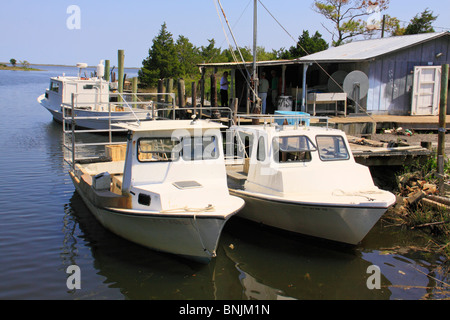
xmin=438 ymin=64 xmax=449 ymax=194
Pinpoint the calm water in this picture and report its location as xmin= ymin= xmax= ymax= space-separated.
xmin=0 ymin=66 xmax=448 ymax=301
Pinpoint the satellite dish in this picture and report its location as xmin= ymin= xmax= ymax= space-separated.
xmin=343 ymin=70 xmax=369 ymax=100
xmin=328 ymin=71 xmax=348 ymax=93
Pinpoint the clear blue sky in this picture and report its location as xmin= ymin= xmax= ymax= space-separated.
xmin=1 ymin=0 xmax=449 ymax=68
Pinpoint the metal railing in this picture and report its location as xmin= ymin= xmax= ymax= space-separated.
xmin=62 ymin=92 xmax=235 ymax=171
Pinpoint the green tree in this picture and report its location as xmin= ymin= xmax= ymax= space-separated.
xmin=285 ymin=30 xmax=329 ymax=59
xmin=199 ymin=39 xmax=225 ymax=63
xmin=175 ymin=35 xmax=201 ymax=77
xmin=139 ymin=22 xmax=181 ymax=87
xmin=9 ymin=58 xmax=16 ymax=67
xmin=313 ymin=0 xmax=390 ymax=46
xmin=403 ymin=8 xmax=437 ymax=35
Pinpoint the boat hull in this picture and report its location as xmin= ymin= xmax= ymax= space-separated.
xmin=38 ymin=94 xmax=149 ymax=130
xmin=70 ymin=173 xmax=243 ymax=263
xmin=230 ymin=189 xmax=390 ymax=245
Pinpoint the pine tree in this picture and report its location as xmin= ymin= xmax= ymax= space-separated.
xmin=139 ymin=22 xmax=181 ymax=87
xmin=288 ymin=30 xmax=329 ymax=58
xmin=404 ymin=9 xmax=437 ymax=35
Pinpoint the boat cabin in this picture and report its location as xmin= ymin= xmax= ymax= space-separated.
xmin=228 ymin=120 xmax=376 ymax=197
xmin=77 ymin=119 xmax=232 ymax=212
xmin=45 ymin=76 xmax=110 ymax=111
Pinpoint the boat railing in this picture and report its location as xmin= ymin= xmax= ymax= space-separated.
xmin=223 ymin=113 xmax=331 ymax=166
xmin=62 ymin=92 xmax=235 ymax=171
xmin=234 ymin=113 xmax=330 ymax=129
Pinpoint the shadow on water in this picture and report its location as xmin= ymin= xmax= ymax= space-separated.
xmin=63 ymin=191 xmax=226 ymax=300
xmin=62 ymin=185 xmax=450 ymax=300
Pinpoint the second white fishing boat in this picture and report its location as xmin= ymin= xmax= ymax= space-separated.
xmin=226 ymin=114 xmax=396 ymax=245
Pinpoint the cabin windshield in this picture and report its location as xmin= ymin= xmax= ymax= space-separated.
xmin=137 ymin=138 xmax=181 ymax=162
xmin=49 ymin=81 xmax=60 ymax=93
xmin=181 ymin=135 xmax=219 ymax=161
xmin=273 ymin=136 xmax=316 ymax=163
xmin=137 ymin=135 xmax=219 ymax=162
xmin=316 ymin=135 xmax=350 ymax=161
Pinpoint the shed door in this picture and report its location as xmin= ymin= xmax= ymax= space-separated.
xmin=411 ymin=66 xmax=441 ymax=115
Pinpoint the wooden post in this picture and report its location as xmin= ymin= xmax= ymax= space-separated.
xmin=192 ymin=82 xmax=197 ymax=116
xmin=210 ymin=73 xmax=217 ymax=109
xmin=233 ymin=98 xmax=239 ymax=124
xmin=438 ymin=64 xmax=448 ymax=194
xmin=132 ymin=77 xmax=138 ymax=103
xmin=118 ymin=50 xmax=125 ymax=102
xmin=164 ymin=78 xmax=173 ymax=118
xmin=165 ymin=78 xmax=173 ymax=104
xmin=178 ymin=78 xmax=185 ymax=108
xmin=104 ymin=60 xmax=110 ymax=81
xmin=438 ymin=64 xmax=448 ymax=161
xmin=200 ymin=68 xmax=206 ymax=117
xmin=157 ymin=79 xmax=164 ymax=105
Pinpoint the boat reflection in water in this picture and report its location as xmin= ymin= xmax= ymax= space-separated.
xmin=63 ymin=192 xmax=393 ymax=300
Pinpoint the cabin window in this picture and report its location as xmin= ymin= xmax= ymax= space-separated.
xmin=181 ymin=136 xmax=219 ymax=161
xmin=257 ymin=136 xmax=266 ymax=162
xmin=273 ymin=136 xmax=315 ymax=163
xmin=316 ymin=135 xmax=350 ymax=161
xmin=137 ymin=138 xmax=181 ymax=162
xmin=50 ymin=81 xmax=60 ymax=93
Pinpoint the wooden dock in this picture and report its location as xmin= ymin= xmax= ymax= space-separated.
xmin=329 ymin=115 xmax=448 ymax=135
xmin=349 ymin=139 xmax=432 ymax=167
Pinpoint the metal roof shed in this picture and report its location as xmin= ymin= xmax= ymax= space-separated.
xmin=297 ymin=32 xmax=450 ymax=115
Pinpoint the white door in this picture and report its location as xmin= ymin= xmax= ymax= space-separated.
xmin=411 ymin=66 xmax=441 ymax=115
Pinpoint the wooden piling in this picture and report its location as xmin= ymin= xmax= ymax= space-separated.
xmin=178 ymin=79 xmax=185 ymax=108
xmin=438 ymin=64 xmax=448 ymax=194
xmin=132 ymin=77 xmax=138 ymax=103
xmin=165 ymin=78 xmax=173 ymax=104
xmin=192 ymin=82 xmax=197 ymax=116
xmin=104 ymin=60 xmax=110 ymax=81
xmin=157 ymin=79 xmax=164 ymax=105
xmin=118 ymin=50 xmax=125 ymax=101
xmin=210 ymin=73 xmax=217 ymax=109
xmin=438 ymin=64 xmax=449 ymax=160
xmin=200 ymin=68 xmax=206 ymax=118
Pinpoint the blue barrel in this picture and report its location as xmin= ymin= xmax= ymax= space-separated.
xmin=274 ymin=111 xmax=310 ymax=126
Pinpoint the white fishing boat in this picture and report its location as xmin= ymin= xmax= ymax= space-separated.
xmin=68 ymin=117 xmax=244 ymax=263
xmin=37 ymin=62 xmax=154 ymax=130
xmin=226 ymin=114 xmax=396 ymax=245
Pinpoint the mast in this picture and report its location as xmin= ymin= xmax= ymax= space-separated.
xmin=252 ymin=0 xmax=258 ymax=113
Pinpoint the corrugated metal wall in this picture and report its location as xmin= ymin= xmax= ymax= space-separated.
xmin=367 ymin=36 xmax=450 ymax=115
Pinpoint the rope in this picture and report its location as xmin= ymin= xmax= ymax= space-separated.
xmin=332 ymin=189 xmax=386 ymax=201
xmin=160 ymin=204 xmax=216 ymax=257
xmin=215 ymin=0 xmax=260 ymax=102
xmin=159 ymin=204 xmax=215 ymax=214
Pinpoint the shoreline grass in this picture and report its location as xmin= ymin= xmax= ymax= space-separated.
xmin=0 ymin=65 xmax=43 ymax=72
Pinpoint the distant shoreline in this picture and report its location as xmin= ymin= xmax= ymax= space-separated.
xmin=0 ymin=62 xmax=139 ymax=69
xmin=0 ymin=65 xmax=43 ymax=72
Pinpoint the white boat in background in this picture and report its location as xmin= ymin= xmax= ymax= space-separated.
xmin=68 ymin=117 xmax=244 ymax=263
xmin=226 ymin=114 xmax=396 ymax=245
xmin=37 ymin=62 xmax=154 ymax=130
